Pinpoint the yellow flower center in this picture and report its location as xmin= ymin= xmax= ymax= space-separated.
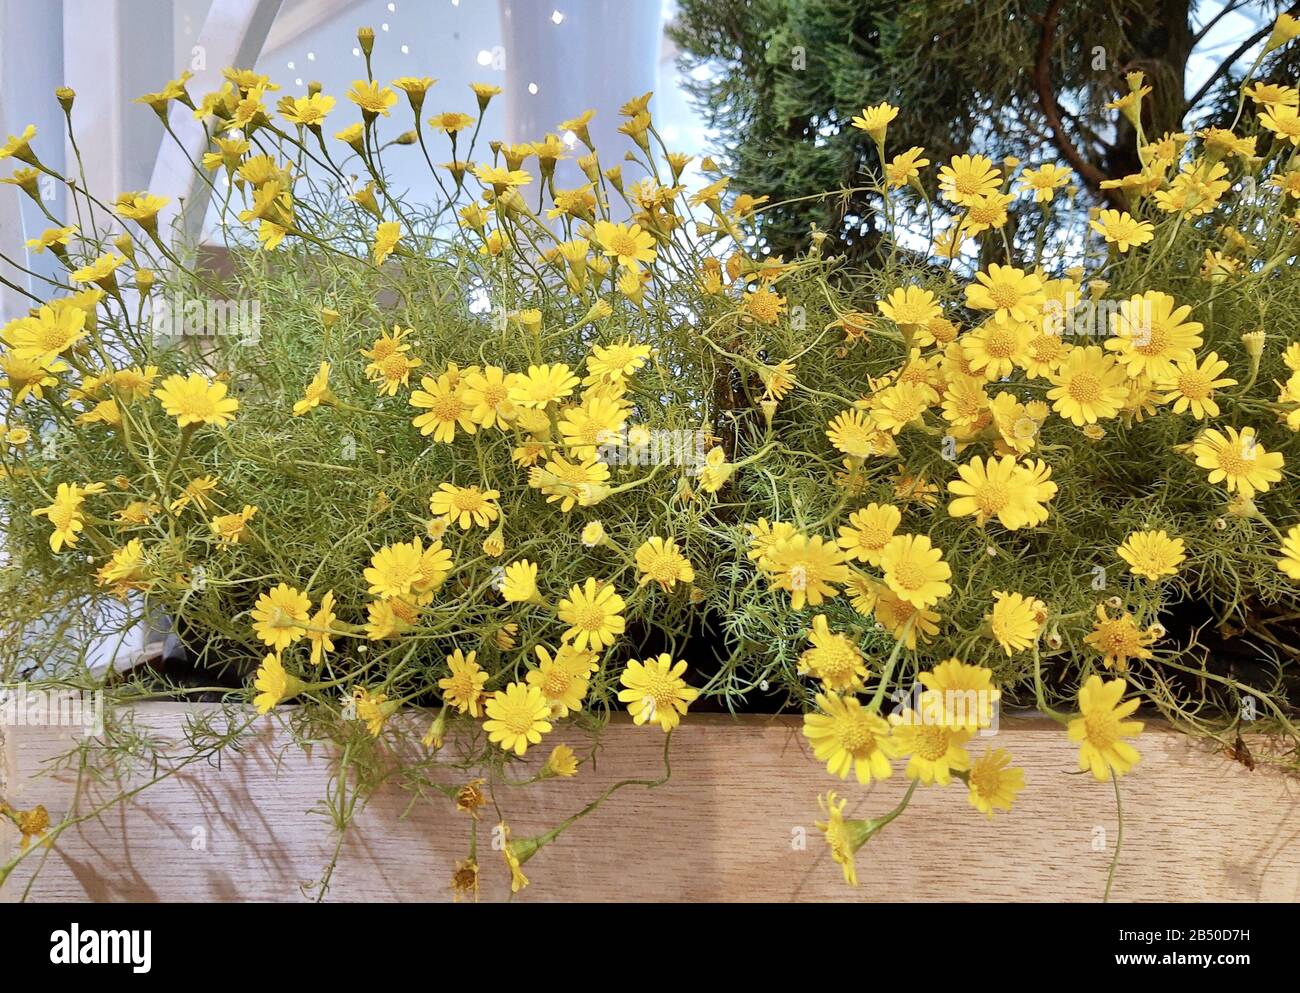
xmin=541 ymin=668 xmax=574 ymax=699
xmin=574 ymin=602 xmax=608 ymax=631
xmin=836 ymin=713 xmax=883 ymax=757
xmin=811 ymin=641 xmax=858 ymax=681
xmin=1134 ymin=320 xmax=1170 ymax=356
xmin=499 ymin=699 xmax=540 ymax=735
xmin=48 ymin=503 xmax=76 ymax=530
xmin=889 ymin=558 xmax=927 ymax=591
xmin=1176 ymin=370 xmax=1210 ymax=399
xmin=451 ymin=489 xmax=486 ymax=513
xmin=1216 ymin=445 xmax=1249 ymax=476
xmin=986 ymin=285 xmax=1021 ymax=311
xmin=912 ymin=725 xmax=951 ymax=762
xmin=379 ymin=353 xmax=410 ymax=380
xmin=976 ymin=480 xmax=1009 ymax=514
xmin=969 ymin=761 xmax=1000 ymax=799
xmin=645 ymin=551 xmax=682 ymax=584
xmin=1067 ymin=372 xmax=1101 ymax=403
xmin=431 ymin=394 xmax=466 ymax=420
xmin=983 ymin=324 xmax=1017 ymax=355
xmin=1083 ymin=709 xmax=1121 ymax=748
xmin=608 ymin=231 xmax=639 ymax=258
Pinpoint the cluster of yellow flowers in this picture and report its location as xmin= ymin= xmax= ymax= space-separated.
xmin=3 ymin=15 xmax=1300 ymax=897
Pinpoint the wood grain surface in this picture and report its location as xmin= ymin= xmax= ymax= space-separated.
xmin=2 ymin=705 xmax=1298 ymax=902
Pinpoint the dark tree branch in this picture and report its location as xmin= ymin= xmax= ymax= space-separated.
xmin=1192 ymin=0 xmax=1246 ymax=47
xmin=1183 ymin=2 xmax=1300 ymax=116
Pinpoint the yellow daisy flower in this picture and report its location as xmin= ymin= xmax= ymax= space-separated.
xmin=988 ymin=590 xmax=1046 ymax=656
xmin=803 ymin=692 xmax=894 ymax=784
xmin=938 ymin=153 xmax=1002 ymax=206
xmin=1067 ymin=675 xmax=1143 ymax=781
xmin=153 ymin=373 xmax=239 ymax=428
xmin=799 ymin=614 xmax=868 ymax=693
xmin=1116 ymin=529 xmax=1186 ymax=580
xmin=1106 ymin=291 xmax=1203 ymax=379
xmin=1046 ymin=345 xmax=1128 ymax=425
xmin=429 ymin=482 xmax=501 ymax=529
xmin=963 ymin=264 xmax=1045 ymax=324
xmin=483 ymin=681 xmax=552 ymax=756
xmin=878 ymin=533 xmax=951 ymax=608
xmin=836 ymin=502 xmax=902 ymax=566
xmin=252 ymin=653 xmax=307 ymax=714
xmin=1083 ymin=603 xmax=1157 ymax=671
xmin=961 ymin=319 xmax=1032 ymax=381
xmin=966 ymin=748 xmax=1025 ymax=817
xmin=557 ymin=577 xmax=625 ymax=650
xmin=1155 ymin=351 xmax=1235 ymax=419
xmin=617 ymin=654 xmax=698 ymax=731
xmin=635 ymin=536 xmax=696 ymax=591
xmin=250 ymin=583 xmax=311 ymax=652
xmin=764 ymin=534 xmax=851 ymax=610
xmin=528 ymin=645 xmax=592 ymax=718
xmin=292 ymin=361 xmax=335 ymax=415
xmin=411 ymin=372 xmax=477 ymax=441
xmin=1192 ymin=426 xmax=1284 ymax=499
xmin=888 ymin=709 xmax=971 ymax=785
xmin=439 ymin=649 xmax=488 ymax=716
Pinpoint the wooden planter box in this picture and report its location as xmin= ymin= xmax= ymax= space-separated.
xmin=2 ymin=705 xmax=1298 ymax=902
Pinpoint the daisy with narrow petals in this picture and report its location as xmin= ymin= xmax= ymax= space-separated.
xmin=849 ymin=101 xmax=898 ymax=143
xmin=888 ymin=709 xmax=971 ymax=785
xmin=439 ymin=648 xmax=488 ymax=716
xmin=916 ymin=657 xmax=1000 ymax=730
xmin=253 ymin=653 xmax=307 ymax=714
xmin=836 ymin=502 xmax=902 ymax=566
xmin=966 ymin=748 xmax=1025 ymax=817
xmin=618 ymin=654 xmax=698 ymax=731
xmin=557 ymin=577 xmax=625 ymax=650
xmin=635 ymin=536 xmax=696 ymax=591
xmin=483 ymin=681 xmax=552 ymax=756
xmin=1084 ymin=603 xmax=1157 ymax=671
xmin=410 ymin=372 xmax=477 ymax=441
xmin=429 ymin=482 xmax=501 ymax=529
xmin=1106 ymin=290 xmax=1203 ymax=379
xmin=764 ymin=534 xmax=851 ymax=610
xmin=1046 ymin=345 xmax=1128 ymax=425
xmin=508 ymin=363 xmax=579 ymax=409
xmin=946 ymin=455 xmax=1041 ymax=530
xmin=1156 ymin=351 xmax=1235 ymax=420
xmin=988 ymin=590 xmax=1046 ymax=656
xmin=938 ymin=153 xmax=1001 ymax=206
xmin=154 ymin=372 xmax=239 ymax=428
xmin=1089 ymin=209 xmax=1154 ymax=252
xmin=878 ymin=533 xmax=951 ymax=608
xmin=816 ymin=791 xmax=872 ymax=886
xmin=1016 ymin=162 xmax=1073 ymax=202
xmin=1117 ymin=530 xmax=1186 ymax=580
xmin=963 ymin=264 xmax=1045 ymax=324
xmin=250 ymin=583 xmax=311 ymax=652
xmin=528 ymin=645 xmax=592 ymax=718
xmin=799 ymin=614 xmax=868 ymax=693
xmin=592 ymin=219 xmax=657 ymax=269
xmin=802 ymin=692 xmax=894 ymax=784
xmin=1067 ymin=675 xmax=1143 ymax=781
xmin=500 ymin=559 xmax=542 ymax=603
xmin=292 ymin=362 xmax=334 ymax=415
xmin=1192 ymin=426 xmax=1284 ymax=499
